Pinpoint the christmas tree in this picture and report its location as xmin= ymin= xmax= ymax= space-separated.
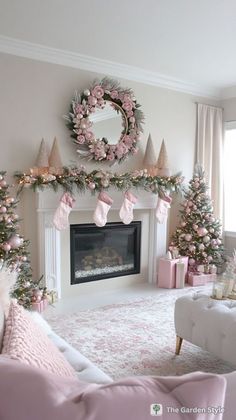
xmin=0 ymin=171 xmax=44 ymax=308
xmin=169 ymin=165 xmax=224 ymax=273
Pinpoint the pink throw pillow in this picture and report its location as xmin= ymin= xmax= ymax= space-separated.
xmin=0 ymin=356 xmax=226 ymax=420
xmin=2 ymin=300 xmax=76 ymax=379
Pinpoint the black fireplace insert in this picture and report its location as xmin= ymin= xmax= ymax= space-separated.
xmin=70 ymin=221 xmax=141 ymax=284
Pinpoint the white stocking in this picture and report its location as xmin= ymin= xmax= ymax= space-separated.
xmin=93 ymin=192 xmax=113 ymax=227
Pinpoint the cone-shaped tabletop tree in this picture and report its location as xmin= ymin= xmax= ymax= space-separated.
xmin=169 ymin=165 xmax=224 ymax=273
xmin=0 ymin=171 xmax=43 ymax=308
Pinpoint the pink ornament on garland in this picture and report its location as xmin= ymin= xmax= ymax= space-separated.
xmin=88 ymin=182 xmax=96 ymax=190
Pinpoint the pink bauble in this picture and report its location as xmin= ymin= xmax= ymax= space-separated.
xmin=198 ymin=243 xmax=205 ymax=251
xmin=0 ymin=206 xmax=7 ymax=213
xmin=202 ymin=252 xmax=208 ymax=257
xmin=197 ymin=227 xmax=208 ymax=237
xmin=197 ymin=264 xmax=205 ymax=273
xmin=185 ymin=234 xmax=192 ymax=242
xmin=189 ymin=244 xmax=196 ymax=252
xmin=9 ymin=235 xmax=23 ymax=249
xmin=189 ymin=258 xmax=195 ymax=266
xmin=193 ymin=224 xmax=198 ymax=231
xmin=194 ymin=182 xmax=200 ymax=188
xmin=88 ymin=182 xmax=96 ymax=190
xmin=203 ymin=235 xmax=210 ymax=243
xmin=0 ymin=180 xmax=7 ymax=187
xmin=2 ymin=243 xmax=11 ymax=252
xmin=207 ymin=256 xmax=213 ymax=262
xmin=188 ymin=201 xmax=193 ymax=207
xmin=186 ymin=208 xmax=191 ymax=214
xmin=216 ymin=239 xmax=221 ymax=245
xmin=181 ymin=221 xmax=186 ymax=227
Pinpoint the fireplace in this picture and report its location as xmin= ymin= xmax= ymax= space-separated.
xmin=36 ymin=189 xmax=167 ymax=297
xmin=70 ymin=221 xmax=141 ymax=284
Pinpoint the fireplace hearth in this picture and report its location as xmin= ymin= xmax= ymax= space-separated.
xmin=70 ymin=222 xmax=141 ymax=284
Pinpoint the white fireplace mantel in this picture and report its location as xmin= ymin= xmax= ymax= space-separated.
xmin=36 ymin=189 xmax=167 ymax=297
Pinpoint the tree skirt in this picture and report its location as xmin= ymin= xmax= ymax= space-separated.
xmin=45 ymin=288 xmax=234 ymax=380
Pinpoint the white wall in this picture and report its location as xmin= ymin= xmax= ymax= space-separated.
xmin=0 ymin=52 xmax=219 ymax=277
xmin=221 ymin=96 xmax=236 ymax=254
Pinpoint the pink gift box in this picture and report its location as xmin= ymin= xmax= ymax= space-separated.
xmin=157 ymin=256 xmax=188 ymax=288
xmin=187 ymin=272 xmax=216 ymax=286
xmin=31 ymin=298 xmax=48 ymax=313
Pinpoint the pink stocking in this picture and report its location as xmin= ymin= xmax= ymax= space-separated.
xmin=53 ymin=192 xmax=75 ymax=230
xmin=155 ymin=194 xmax=172 ymax=224
xmin=119 ymin=191 xmax=137 ymax=225
xmin=93 ymin=192 xmax=113 ymax=227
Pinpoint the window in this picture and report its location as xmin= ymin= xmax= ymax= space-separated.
xmin=224 ymin=121 xmax=236 ymax=232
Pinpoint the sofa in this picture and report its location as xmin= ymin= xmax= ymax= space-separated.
xmin=0 ymin=295 xmax=235 ymax=420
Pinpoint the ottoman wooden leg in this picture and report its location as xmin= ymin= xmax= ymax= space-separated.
xmin=175 ymin=336 xmax=183 ymax=355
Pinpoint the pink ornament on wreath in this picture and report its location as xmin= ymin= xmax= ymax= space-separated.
xmin=185 ymin=234 xmax=192 ymax=242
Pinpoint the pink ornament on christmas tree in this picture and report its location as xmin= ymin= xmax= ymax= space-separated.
xmin=185 ymin=234 xmax=192 ymax=241
xmin=197 ymin=227 xmax=208 ymax=237
xmin=9 ymin=235 xmax=23 ymax=249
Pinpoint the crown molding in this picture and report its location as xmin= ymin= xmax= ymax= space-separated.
xmin=0 ymin=34 xmax=221 ymax=99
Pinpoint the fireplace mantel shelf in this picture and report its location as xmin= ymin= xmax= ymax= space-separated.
xmin=36 ymin=189 xmax=157 ymax=212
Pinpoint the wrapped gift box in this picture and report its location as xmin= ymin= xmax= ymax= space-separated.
xmin=187 ymin=272 xmax=216 ymax=286
xmin=31 ymin=298 xmax=48 ymax=313
xmin=157 ymin=256 xmax=188 ymax=288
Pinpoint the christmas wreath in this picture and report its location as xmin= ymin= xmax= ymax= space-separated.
xmin=64 ymin=77 xmax=144 ymax=164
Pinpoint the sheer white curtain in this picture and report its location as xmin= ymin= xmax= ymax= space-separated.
xmin=196 ymin=103 xmax=223 ymax=220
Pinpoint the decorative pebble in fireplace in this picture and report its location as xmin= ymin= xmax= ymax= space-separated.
xmin=70 ymin=222 xmax=141 ymax=284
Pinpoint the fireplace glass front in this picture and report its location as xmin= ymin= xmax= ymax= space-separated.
xmin=70 ymin=221 xmax=141 ymax=284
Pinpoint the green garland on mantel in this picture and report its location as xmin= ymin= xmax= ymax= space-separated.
xmin=15 ymin=166 xmax=184 ymax=196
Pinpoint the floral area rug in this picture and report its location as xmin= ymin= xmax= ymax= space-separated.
xmin=45 ymin=288 xmax=234 ymax=380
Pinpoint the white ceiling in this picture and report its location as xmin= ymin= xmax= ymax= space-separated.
xmin=0 ymin=0 xmax=236 ymax=98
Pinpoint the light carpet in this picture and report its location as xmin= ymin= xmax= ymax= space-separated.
xmin=45 ymin=287 xmax=234 ymax=380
